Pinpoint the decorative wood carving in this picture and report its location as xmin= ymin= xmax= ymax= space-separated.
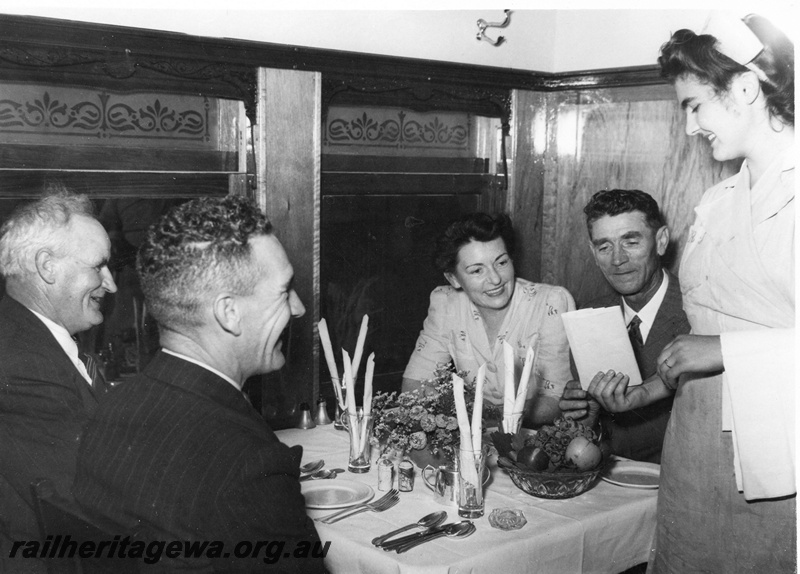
xmin=0 ymin=43 xmax=256 ymax=122
xmin=0 ymin=89 xmax=211 ymax=143
xmin=322 ymin=75 xmax=512 ymax=130
xmin=326 ymin=109 xmax=470 ymax=151
xmin=0 ymin=15 xmax=665 ymax=129
xmin=0 ymin=46 xmax=102 ymax=68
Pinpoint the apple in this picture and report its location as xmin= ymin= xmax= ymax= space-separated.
xmin=516 ymin=445 xmax=550 ymax=471
xmin=565 ymin=436 xmax=602 ymax=471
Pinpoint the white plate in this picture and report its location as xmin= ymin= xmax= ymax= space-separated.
xmin=302 ymin=479 xmax=375 ymax=509
xmin=601 ymin=460 xmax=660 ymax=489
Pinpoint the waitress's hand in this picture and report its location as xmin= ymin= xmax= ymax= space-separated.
xmin=657 ymin=334 xmax=723 ymax=389
xmin=558 ymin=380 xmax=601 ymax=426
xmin=587 ymin=370 xmax=648 ymax=413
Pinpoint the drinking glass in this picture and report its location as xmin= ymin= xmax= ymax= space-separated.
xmin=346 ymin=409 xmax=373 ymax=473
xmin=457 ymin=446 xmax=487 ymax=518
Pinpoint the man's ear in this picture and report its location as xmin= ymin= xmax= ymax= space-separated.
xmin=212 ymin=294 xmax=242 ymax=336
xmin=444 ymin=271 xmax=461 ymax=290
xmin=34 ymin=249 xmax=58 ymax=285
xmin=655 ymin=225 xmax=670 ymax=257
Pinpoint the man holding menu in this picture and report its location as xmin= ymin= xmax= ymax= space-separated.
xmin=559 ymin=189 xmax=690 ymax=463
xmin=74 ymin=196 xmax=324 ymax=573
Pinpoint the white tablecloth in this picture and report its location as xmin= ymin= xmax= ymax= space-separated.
xmin=278 ymin=424 xmax=656 ymax=574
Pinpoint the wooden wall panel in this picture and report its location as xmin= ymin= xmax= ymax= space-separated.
xmin=255 ymin=68 xmax=321 ymax=429
xmin=513 ymin=84 xmax=739 ymax=308
xmin=508 ymin=89 xmax=547 ymax=283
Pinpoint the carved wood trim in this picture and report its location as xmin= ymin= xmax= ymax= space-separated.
xmin=321 ymin=75 xmax=512 ymax=122
xmin=0 ymin=20 xmax=256 ymax=120
xmin=0 ymin=15 xmax=663 ymax=128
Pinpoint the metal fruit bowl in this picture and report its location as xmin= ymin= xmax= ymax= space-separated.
xmin=497 ymin=456 xmax=606 ymax=499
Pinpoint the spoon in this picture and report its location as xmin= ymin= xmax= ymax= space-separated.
xmin=372 ymin=510 xmax=448 ymax=547
xmin=299 ymin=460 xmax=324 ymax=474
xmin=381 ymin=519 xmax=468 ymax=551
xmin=299 ymin=469 xmax=336 ymax=482
xmin=393 ymin=521 xmax=475 ymax=553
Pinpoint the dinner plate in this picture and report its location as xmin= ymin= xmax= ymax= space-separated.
xmin=601 ymin=460 xmax=660 ymax=489
xmin=301 ymin=479 xmax=375 ymax=509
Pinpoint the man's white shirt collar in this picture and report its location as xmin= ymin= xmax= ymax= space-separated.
xmin=621 ymin=269 xmax=669 ymax=345
xmin=162 ymin=348 xmax=241 ymax=390
xmin=28 ymin=309 xmax=92 ymax=385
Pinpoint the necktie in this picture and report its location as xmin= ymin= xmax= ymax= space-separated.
xmin=627 ymin=315 xmax=644 ymax=369
xmin=80 ymin=352 xmax=107 ymax=391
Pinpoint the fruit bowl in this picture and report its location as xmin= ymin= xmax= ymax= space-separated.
xmin=491 ymin=418 xmax=608 ymax=500
xmin=496 ymin=455 xmax=607 ymax=499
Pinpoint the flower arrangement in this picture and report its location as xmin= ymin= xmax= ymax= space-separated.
xmin=371 ymin=363 xmax=501 ymax=461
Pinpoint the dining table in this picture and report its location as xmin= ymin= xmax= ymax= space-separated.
xmin=278 ymin=423 xmax=657 ymax=574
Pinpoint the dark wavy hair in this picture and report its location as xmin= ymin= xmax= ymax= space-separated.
xmin=433 ymin=212 xmax=515 ymax=274
xmin=658 ymin=14 xmax=794 ymax=126
xmin=137 ymin=195 xmax=273 ymax=331
xmin=584 ymin=189 xmax=665 ymax=234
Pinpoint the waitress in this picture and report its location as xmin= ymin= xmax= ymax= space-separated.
xmin=631 ymin=13 xmax=793 ymax=573
xmin=401 ymin=212 xmax=575 ymax=428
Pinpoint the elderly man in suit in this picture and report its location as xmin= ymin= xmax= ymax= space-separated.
xmin=74 ymin=196 xmax=324 ymax=573
xmin=559 ymin=189 xmax=690 ymax=463
xmin=0 ymin=192 xmax=117 ymax=572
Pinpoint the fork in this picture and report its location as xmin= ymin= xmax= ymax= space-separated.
xmin=315 ymin=489 xmax=397 ymax=523
xmin=323 ymin=493 xmax=399 ymax=524
xmin=317 ymin=489 xmax=399 ymax=524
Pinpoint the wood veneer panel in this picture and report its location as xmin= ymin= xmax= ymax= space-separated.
xmin=508 ymin=89 xmax=547 ymax=283
xmin=538 ymin=84 xmax=739 ymax=308
xmin=255 ymin=67 xmax=321 ymax=429
xmin=322 ymin=155 xmax=488 ymax=174
xmin=0 ymin=170 xmax=231 ymax=198
xmin=0 ymin=144 xmax=237 ymax=172
xmin=322 ymin=173 xmax=498 ymax=196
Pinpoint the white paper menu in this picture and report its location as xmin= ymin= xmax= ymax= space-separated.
xmin=561 ymin=307 xmax=643 ymax=390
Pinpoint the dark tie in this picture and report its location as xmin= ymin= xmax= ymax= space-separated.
xmin=80 ymin=352 xmax=107 ymax=391
xmin=627 ymin=315 xmax=644 ymax=369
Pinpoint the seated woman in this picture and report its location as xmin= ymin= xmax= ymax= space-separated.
xmin=402 ymin=212 xmax=575 ymax=428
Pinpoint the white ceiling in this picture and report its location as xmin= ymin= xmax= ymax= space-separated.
xmin=0 ymin=1 xmax=795 ymax=73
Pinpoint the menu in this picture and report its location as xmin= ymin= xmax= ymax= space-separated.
xmin=561 ymin=307 xmax=642 ymax=390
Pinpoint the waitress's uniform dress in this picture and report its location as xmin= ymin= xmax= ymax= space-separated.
xmin=650 ymin=148 xmax=796 ymax=572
